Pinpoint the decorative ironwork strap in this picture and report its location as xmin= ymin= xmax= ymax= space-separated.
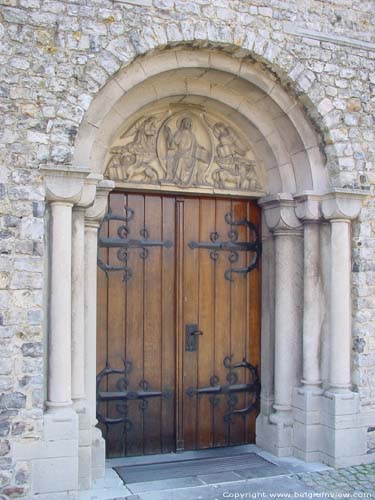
xmin=97 ymin=206 xmax=173 ymax=282
xmin=188 ymin=211 xmax=261 ymax=281
xmin=96 ymin=360 xmax=172 ymax=432
xmin=186 ymin=355 xmax=260 ymax=423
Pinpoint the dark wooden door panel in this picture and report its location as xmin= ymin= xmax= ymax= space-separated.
xmin=97 ymin=193 xmax=176 ymax=457
xmin=181 ymin=198 xmax=261 ymax=450
xmin=97 ymin=193 xmax=260 ymax=457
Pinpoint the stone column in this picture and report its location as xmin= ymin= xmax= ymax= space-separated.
xmin=321 ymin=190 xmax=365 ymax=393
xmin=295 ymin=194 xmax=322 ymax=391
xmin=38 ymin=166 xmax=90 ymax=498
xmin=72 ymin=174 xmax=102 ymax=407
xmin=292 ymin=194 xmax=324 ymax=461
xmin=261 ymin=195 xmax=303 ymax=426
xmin=71 ymin=173 xmax=102 ymax=490
xmin=319 ymin=189 xmax=369 ymax=467
xmin=43 ymin=166 xmax=88 ymax=413
xmin=84 ymin=180 xmax=114 ymax=481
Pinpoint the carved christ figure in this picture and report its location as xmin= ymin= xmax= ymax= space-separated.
xmin=164 ymin=117 xmax=209 ymax=185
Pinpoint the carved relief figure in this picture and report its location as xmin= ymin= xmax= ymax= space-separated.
xmin=107 ymin=116 xmax=161 ymax=182
xmin=163 ymin=116 xmax=210 ymax=186
xmin=105 ymin=109 xmax=263 ymax=194
xmin=210 ymin=122 xmax=262 ymax=191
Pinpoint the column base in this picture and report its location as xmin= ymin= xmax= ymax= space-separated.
xmin=13 ymin=408 xmax=79 ymax=498
xmin=256 ymin=412 xmax=293 ymax=457
xmin=258 ymin=388 xmax=372 ymax=467
xmin=92 ymin=427 xmax=106 ymax=481
xmin=74 ymin=400 xmax=93 ymax=490
xmin=292 ymin=386 xmax=323 ymax=462
xmin=319 ymin=390 xmax=369 ymax=467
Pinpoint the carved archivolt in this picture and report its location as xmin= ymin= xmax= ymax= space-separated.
xmin=105 ymin=109 xmax=263 ymax=194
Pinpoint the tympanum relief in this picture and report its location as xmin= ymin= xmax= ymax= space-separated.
xmin=105 ymin=110 xmax=264 ymax=194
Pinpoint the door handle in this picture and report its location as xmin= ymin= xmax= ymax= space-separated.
xmin=185 ymin=324 xmax=203 ymax=351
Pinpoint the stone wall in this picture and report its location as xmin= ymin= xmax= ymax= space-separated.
xmin=0 ymin=0 xmax=374 ymax=496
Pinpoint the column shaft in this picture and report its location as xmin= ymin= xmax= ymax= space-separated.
xmin=48 ymin=201 xmax=73 ymax=407
xmin=302 ymin=222 xmax=322 ymax=388
xmin=84 ymin=222 xmax=100 ymax=426
xmin=271 ymin=230 xmax=303 ymax=423
xmin=330 ymin=219 xmax=352 ymax=390
xmin=72 ymin=208 xmax=86 ymax=402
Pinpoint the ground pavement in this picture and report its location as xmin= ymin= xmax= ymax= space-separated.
xmin=80 ymin=446 xmax=375 ymax=500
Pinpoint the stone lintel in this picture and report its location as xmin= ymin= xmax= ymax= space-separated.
xmin=85 ymin=180 xmax=115 ymax=224
xmin=321 ymin=189 xmax=367 ymax=221
xmin=258 ymin=192 xmax=302 ymax=232
xmin=41 ymin=165 xmax=91 ymax=204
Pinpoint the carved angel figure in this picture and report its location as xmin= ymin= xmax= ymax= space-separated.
xmin=107 ymin=116 xmax=160 ymax=182
xmin=164 ymin=116 xmax=210 ymax=186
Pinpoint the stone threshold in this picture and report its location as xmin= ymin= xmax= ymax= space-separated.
xmin=79 ymin=445 xmax=330 ymax=500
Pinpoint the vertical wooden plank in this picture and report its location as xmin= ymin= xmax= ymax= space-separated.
xmin=97 ymin=204 xmax=108 ymax=442
xmin=176 ymin=200 xmax=184 ymax=452
xmin=161 ymin=196 xmax=176 ymax=453
xmin=196 ymin=198 xmax=215 ymax=449
xmin=213 ymin=199 xmax=232 ymax=447
xmin=182 ymin=197 xmax=200 ymax=450
xmin=246 ymin=200 xmax=261 ymax=443
xmin=143 ymin=195 xmax=162 ymax=454
xmin=125 ymin=194 xmax=145 ymax=456
xmin=229 ymin=199 xmax=248 ymax=445
xmin=107 ymin=192 xmax=127 ymax=457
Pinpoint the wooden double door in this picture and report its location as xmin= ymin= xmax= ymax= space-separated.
xmin=97 ymin=192 xmax=261 ymax=457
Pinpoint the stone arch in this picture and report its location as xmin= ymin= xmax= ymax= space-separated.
xmin=40 ymin=44 xmax=367 ymax=495
xmin=74 ymin=47 xmax=329 ymax=194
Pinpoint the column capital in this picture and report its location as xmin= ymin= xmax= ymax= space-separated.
xmin=85 ymin=180 xmax=115 ymax=225
xmin=321 ymin=189 xmax=367 ymax=221
xmin=294 ymin=192 xmax=322 ymax=223
xmin=76 ymin=173 xmax=103 ymax=209
xmin=41 ymin=165 xmax=90 ymax=204
xmin=258 ymin=193 xmax=302 ymax=233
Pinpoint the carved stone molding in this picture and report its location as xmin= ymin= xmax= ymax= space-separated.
xmin=104 ymin=107 xmax=264 ymax=196
xmin=41 ymin=165 xmax=91 ymax=204
xmin=321 ymin=189 xmax=367 ymax=221
xmin=259 ymin=193 xmax=302 ymax=234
